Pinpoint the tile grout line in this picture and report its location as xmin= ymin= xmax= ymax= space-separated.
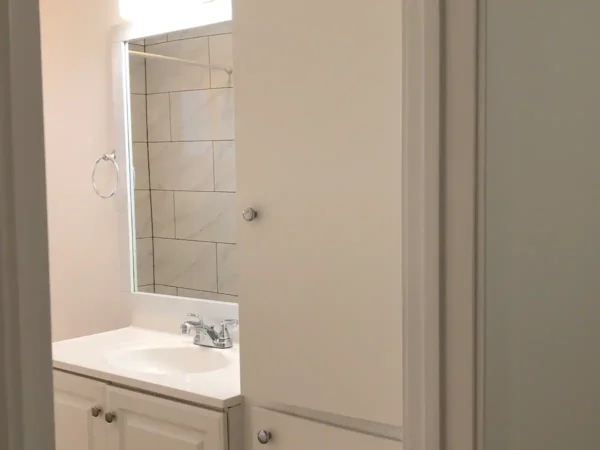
xmin=153 ymin=236 xmax=235 ymax=245
xmin=158 ymin=284 xmax=238 ymax=298
xmin=145 ymin=30 xmax=231 ymax=47
xmin=145 ymin=86 xmax=232 ymax=96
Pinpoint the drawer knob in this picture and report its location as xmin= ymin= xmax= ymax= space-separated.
xmin=104 ymin=412 xmax=117 ymax=423
xmin=91 ymin=406 xmax=103 ymax=418
xmin=257 ymin=430 xmax=272 ymax=444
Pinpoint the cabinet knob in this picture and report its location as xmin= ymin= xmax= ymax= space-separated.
xmin=242 ymin=207 xmax=258 ymax=222
xmin=91 ymin=406 xmax=103 ymax=418
xmin=257 ymin=430 xmax=272 ymax=444
xmin=104 ymin=412 xmax=117 ymax=423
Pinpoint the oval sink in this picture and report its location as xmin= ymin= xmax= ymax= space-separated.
xmin=107 ymin=346 xmax=230 ymax=375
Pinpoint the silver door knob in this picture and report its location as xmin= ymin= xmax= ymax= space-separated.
xmin=257 ymin=430 xmax=272 ymax=444
xmin=104 ymin=412 xmax=116 ymax=423
xmin=242 ymin=207 xmax=258 ymax=221
xmin=91 ymin=406 xmax=103 ymax=417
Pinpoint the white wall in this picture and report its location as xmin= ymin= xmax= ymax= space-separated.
xmin=484 ymin=1 xmax=600 ymax=449
xmin=39 ymin=0 xmax=130 ymax=341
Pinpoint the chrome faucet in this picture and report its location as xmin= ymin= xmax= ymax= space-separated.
xmin=180 ymin=313 xmax=238 ymax=349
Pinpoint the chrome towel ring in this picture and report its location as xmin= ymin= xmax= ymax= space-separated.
xmin=92 ymin=151 xmax=120 ymax=199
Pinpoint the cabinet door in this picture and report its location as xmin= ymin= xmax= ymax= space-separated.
xmin=234 ymin=0 xmax=403 ymax=427
xmin=53 ymin=370 xmax=106 ymax=450
xmin=251 ymin=408 xmax=401 ymax=450
xmin=105 ymin=386 xmax=227 ymax=450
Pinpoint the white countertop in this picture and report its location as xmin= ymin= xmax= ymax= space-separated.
xmin=52 ymin=327 xmax=242 ymax=409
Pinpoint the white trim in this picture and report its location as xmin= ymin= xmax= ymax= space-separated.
xmin=0 ymin=0 xmax=54 ymax=448
xmin=402 ymin=1 xmax=441 ymax=449
xmin=441 ymin=1 xmax=479 ymax=450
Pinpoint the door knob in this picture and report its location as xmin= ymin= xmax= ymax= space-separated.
xmin=242 ymin=207 xmax=258 ymax=222
xmin=91 ymin=406 xmax=103 ymax=417
xmin=257 ymin=430 xmax=272 ymax=444
xmin=104 ymin=412 xmax=117 ymax=423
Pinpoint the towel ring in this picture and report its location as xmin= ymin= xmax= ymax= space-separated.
xmin=92 ymin=151 xmax=119 ymax=199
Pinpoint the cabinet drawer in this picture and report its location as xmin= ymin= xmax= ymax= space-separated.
xmin=251 ymin=407 xmax=401 ymax=450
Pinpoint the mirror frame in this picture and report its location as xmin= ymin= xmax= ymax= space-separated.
xmin=111 ymin=19 xmax=238 ymax=318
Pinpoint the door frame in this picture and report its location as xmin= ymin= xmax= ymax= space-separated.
xmin=440 ymin=0 xmax=480 ymax=450
xmin=0 ymin=0 xmax=55 ymax=448
xmin=402 ymin=1 xmax=441 ymax=449
xmin=404 ymin=0 xmax=480 ymax=449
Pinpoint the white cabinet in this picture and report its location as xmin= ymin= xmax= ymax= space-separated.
xmin=251 ymin=408 xmax=401 ymax=450
xmin=53 ymin=371 xmax=105 ymax=450
xmin=53 ymin=371 xmax=230 ymax=450
xmin=234 ymin=0 xmax=403 ymax=428
xmin=105 ymin=386 xmax=227 ymax=450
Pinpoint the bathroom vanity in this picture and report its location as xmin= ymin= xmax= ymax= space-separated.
xmin=52 ymin=328 xmax=243 ymax=450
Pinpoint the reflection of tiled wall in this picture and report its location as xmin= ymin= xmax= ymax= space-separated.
xmin=129 ymin=22 xmax=237 ymax=302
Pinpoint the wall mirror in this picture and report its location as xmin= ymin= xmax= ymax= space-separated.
xmin=116 ymin=21 xmax=237 ymax=303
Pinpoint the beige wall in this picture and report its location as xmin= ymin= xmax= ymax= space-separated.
xmin=40 ymin=0 xmax=130 ymax=341
xmin=484 ymin=1 xmax=600 ymax=449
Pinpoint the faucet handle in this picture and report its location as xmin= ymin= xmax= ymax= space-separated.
xmin=220 ymin=319 xmax=239 ymax=330
xmin=180 ymin=313 xmax=204 ymax=335
xmin=218 ymin=319 xmax=238 ymax=340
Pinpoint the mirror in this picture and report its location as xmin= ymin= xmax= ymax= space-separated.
xmin=125 ymin=22 xmax=237 ymax=302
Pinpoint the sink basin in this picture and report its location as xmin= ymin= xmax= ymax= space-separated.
xmin=107 ymin=346 xmax=230 ymax=375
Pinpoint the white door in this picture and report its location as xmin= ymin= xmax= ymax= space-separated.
xmin=105 ymin=386 xmax=227 ymax=450
xmin=234 ymin=0 xmax=403 ymax=427
xmin=53 ymin=371 xmax=106 ymax=450
xmin=251 ymin=408 xmax=400 ymax=450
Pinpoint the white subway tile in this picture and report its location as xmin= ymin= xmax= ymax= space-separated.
xmin=213 ymin=141 xmax=236 ymax=192
xmin=151 ymin=190 xmax=175 ymax=238
xmin=129 ymin=44 xmax=146 ymax=94
xmin=135 ymin=238 xmax=154 ymax=286
xmin=155 ymin=285 xmax=177 ymax=295
xmin=209 ymin=34 xmax=233 ymax=88
xmin=130 ymin=94 xmax=147 ymax=142
xmin=147 ymin=93 xmax=171 ymax=141
xmin=146 ymin=38 xmax=210 ymax=93
xmin=149 ymin=142 xmax=214 ymax=191
xmin=170 ymin=88 xmax=234 ymax=141
xmin=132 ymin=143 xmax=149 ymax=190
xmin=138 ymin=285 xmax=154 ymax=293
xmin=135 ymin=190 xmax=152 ymax=238
xmin=174 ymin=191 xmax=236 ymax=243
xmin=217 ymin=243 xmax=238 ymax=295
xmin=154 ymin=239 xmax=217 ymax=291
